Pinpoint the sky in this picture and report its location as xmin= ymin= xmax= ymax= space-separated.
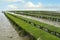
xmin=0 ymin=0 xmax=60 ymax=11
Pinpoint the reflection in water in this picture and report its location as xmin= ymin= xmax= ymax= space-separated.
xmin=0 ymin=12 xmax=22 ymax=40
xmin=0 ymin=12 xmax=30 ymax=40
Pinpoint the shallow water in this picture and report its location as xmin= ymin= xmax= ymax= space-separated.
xmin=0 ymin=12 xmax=22 ymax=40
xmin=14 ymin=14 xmax=60 ymax=27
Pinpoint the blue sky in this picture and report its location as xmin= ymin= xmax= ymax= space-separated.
xmin=0 ymin=0 xmax=60 ymax=11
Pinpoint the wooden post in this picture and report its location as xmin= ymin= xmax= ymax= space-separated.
xmin=19 ymin=30 xmax=27 ymax=37
xmin=57 ymin=19 xmax=60 ymax=22
xmin=56 ymin=33 xmax=60 ymax=37
xmin=33 ymin=23 xmax=36 ymax=26
xmin=36 ymin=25 xmax=40 ymax=28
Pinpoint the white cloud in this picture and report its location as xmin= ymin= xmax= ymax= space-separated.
xmin=24 ymin=2 xmax=42 ymax=8
xmin=7 ymin=5 xmax=17 ymax=9
xmin=1 ymin=0 xmax=59 ymax=11
xmin=0 ymin=0 xmax=24 ymax=3
xmin=4 ymin=4 xmax=18 ymax=10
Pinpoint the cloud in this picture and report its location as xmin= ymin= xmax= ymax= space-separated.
xmin=24 ymin=2 xmax=42 ymax=8
xmin=4 ymin=4 xmax=18 ymax=10
xmin=0 ymin=0 xmax=24 ymax=3
xmin=0 ymin=0 xmax=60 ymax=11
xmin=7 ymin=5 xmax=17 ymax=9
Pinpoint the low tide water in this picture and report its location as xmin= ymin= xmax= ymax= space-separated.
xmin=0 ymin=12 xmax=29 ymax=40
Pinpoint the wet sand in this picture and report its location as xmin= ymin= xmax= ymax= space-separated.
xmin=0 ymin=13 xmax=22 ymax=40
